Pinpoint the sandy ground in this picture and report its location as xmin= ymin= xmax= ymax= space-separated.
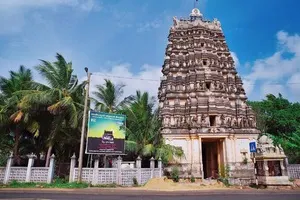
xmin=142 ymin=177 xmax=229 ymax=191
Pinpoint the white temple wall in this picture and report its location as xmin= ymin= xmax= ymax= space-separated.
xmin=192 ymin=139 xmax=200 ymax=163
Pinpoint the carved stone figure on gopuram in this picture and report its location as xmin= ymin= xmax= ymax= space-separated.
xmin=157 ymin=5 xmax=260 ymax=178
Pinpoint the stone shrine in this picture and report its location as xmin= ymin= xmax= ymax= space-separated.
xmin=158 ymin=6 xmax=260 ymax=178
xmin=253 ymin=135 xmax=291 ymax=186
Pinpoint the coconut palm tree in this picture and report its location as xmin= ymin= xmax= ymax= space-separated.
xmin=122 ymin=91 xmax=183 ymax=164
xmin=0 ymin=66 xmax=36 ymax=164
xmin=16 ymin=53 xmax=85 ymax=166
xmin=92 ymin=79 xmax=128 ymax=113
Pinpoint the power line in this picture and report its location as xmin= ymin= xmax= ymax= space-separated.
xmin=91 ymin=73 xmax=300 ymax=85
xmin=92 ymin=73 xmax=159 ymax=82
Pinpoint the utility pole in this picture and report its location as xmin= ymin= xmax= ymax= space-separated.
xmin=78 ymin=67 xmax=91 ymax=182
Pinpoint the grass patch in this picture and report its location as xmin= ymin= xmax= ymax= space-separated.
xmin=1 ymin=180 xmax=89 ymax=189
xmin=91 ymin=183 xmax=118 ymax=188
xmin=0 ymin=179 xmax=123 ymax=189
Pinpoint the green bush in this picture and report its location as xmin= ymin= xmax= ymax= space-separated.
xmin=171 ymin=166 xmax=179 ymax=182
xmin=190 ymin=175 xmax=195 ymax=183
xmin=132 ymin=177 xmax=138 ymax=186
xmin=218 ymin=164 xmax=230 ymax=187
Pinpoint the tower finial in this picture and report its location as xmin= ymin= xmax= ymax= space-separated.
xmin=190 ymin=0 xmax=202 ymax=20
xmin=194 ymin=0 xmax=199 ymax=8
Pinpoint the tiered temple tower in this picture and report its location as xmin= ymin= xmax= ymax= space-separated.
xmin=158 ymin=7 xmax=260 ymax=178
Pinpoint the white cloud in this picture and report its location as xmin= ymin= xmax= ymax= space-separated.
xmin=0 ymin=0 xmax=100 ymax=35
xmin=244 ymin=31 xmax=300 ymax=100
xmin=287 ymin=73 xmax=300 ymax=99
xmin=0 ymin=0 xmax=99 ymax=11
xmin=137 ymin=19 xmax=162 ymax=32
xmin=230 ymin=51 xmax=240 ymax=68
xmin=260 ymin=82 xmax=286 ymax=99
xmin=241 ymin=78 xmax=255 ymax=98
xmin=84 ymin=63 xmax=161 ymax=102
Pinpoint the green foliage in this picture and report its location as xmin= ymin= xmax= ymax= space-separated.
xmin=3 ymin=180 xmax=88 ymax=189
xmin=92 ymin=79 xmax=127 ymax=113
xmin=132 ymin=177 xmax=138 ymax=186
xmin=0 ymin=54 xmax=183 ymax=170
xmin=190 ymin=175 xmax=195 ymax=183
xmin=170 ymin=166 xmax=180 ymax=182
xmin=91 ymin=183 xmax=118 ymax=188
xmin=248 ymin=94 xmax=300 ymax=163
xmin=218 ymin=164 xmax=230 ymax=187
xmin=121 ymin=91 xmax=184 ymax=164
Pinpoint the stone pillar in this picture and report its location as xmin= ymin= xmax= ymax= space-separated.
xmin=26 ymin=153 xmax=36 ymax=182
xmin=47 ymin=154 xmax=55 ymax=183
xmin=150 ymin=157 xmax=155 ymax=178
xmin=92 ymin=157 xmax=99 ymax=185
xmin=187 ymin=139 xmax=192 ymax=174
xmin=158 ymin=157 xmax=162 ymax=178
xmin=198 ymin=137 xmax=203 ymax=179
xmin=223 ymin=139 xmax=227 ymax=165
xmin=233 ymin=137 xmax=237 ymax=162
xmin=136 ymin=156 xmax=142 ymax=184
xmin=190 ymin=138 xmax=194 ymax=174
xmin=3 ymin=153 xmax=13 ymax=184
xmin=117 ymin=156 xmax=122 ymax=185
xmin=263 ymin=160 xmax=269 ymax=176
xmin=69 ymin=153 xmax=76 ymax=183
xmin=280 ymin=160 xmax=287 ymax=176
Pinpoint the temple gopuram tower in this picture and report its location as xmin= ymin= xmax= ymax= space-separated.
xmin=158 ymin=6 xmax=260 ymax=178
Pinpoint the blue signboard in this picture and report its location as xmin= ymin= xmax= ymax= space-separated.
xmin=249 ymin=142 xmax=257 ymax=153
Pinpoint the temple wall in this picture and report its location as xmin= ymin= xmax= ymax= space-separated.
xmin=164 ymin=133 xmax=258 ymax=178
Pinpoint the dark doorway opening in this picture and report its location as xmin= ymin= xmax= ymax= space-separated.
xmin=202 ymin=141 xmax=219 ymax=179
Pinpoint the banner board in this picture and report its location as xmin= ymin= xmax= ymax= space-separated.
xmin=86 ymin=111 xmax=126 ymax=154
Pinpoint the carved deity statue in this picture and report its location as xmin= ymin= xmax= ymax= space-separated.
xmin=197 ymin=114 xmax=202 ymax=126
xmin=243 ymin=117 xmax=249 ymax=128
xmin=191 ymin=115 xmax=197 ymax=127
xmin=216 ymin=115 xmax=221 ymax=126
xmin=231 ymin=118 xmax=237 ymax=127
xmin=220 ymin=114 xmax=226 ymax=126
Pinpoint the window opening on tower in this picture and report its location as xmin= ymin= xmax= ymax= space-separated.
xmin=206 ymin=82 xmax=211 ymax=90
xmin=209 ymin=115 xmax=216 ymax=126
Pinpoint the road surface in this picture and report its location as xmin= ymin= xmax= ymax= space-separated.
xmin=0 ymin=190 xmax=300 ymax=200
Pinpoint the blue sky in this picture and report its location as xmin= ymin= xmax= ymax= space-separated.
xmin=0 ymin=0 xmax=300 ymax=101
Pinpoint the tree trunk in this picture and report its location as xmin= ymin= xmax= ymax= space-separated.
xmin=13 ymin=129 xmax=21 ymax=165
xmin=36 ymin=152 xmax=41 ymax=167
xmin=45 ymin=146 xmax=53 ymax=167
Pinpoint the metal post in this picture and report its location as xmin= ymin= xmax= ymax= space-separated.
xmin=78 ymin=70 xmax=91 ymax=182
xmin=253 ymin=153 xmax=258 ymax=187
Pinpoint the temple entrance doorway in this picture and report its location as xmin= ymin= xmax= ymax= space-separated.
xmin=202 ymin=138 xmax=225 ymax=179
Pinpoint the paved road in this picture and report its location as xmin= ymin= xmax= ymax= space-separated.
xmin=0 ymin=190 xmax=300 ymax=200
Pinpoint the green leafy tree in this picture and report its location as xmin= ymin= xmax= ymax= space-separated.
xmin=0 ymin=66 xmax=36 ymax=164
xmin=16 ymin=53 xmax=85 ymax=166
xmin=122 ymin=91 xmax=183 ymax=164
xmin=248 ymin=93 xmax=300 ymax=163
xmin=92 ymin=79 xmax=127 ymax=113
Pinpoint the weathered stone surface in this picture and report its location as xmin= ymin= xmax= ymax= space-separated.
xmin=158 ymin=7 xmax=260 ymax=179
